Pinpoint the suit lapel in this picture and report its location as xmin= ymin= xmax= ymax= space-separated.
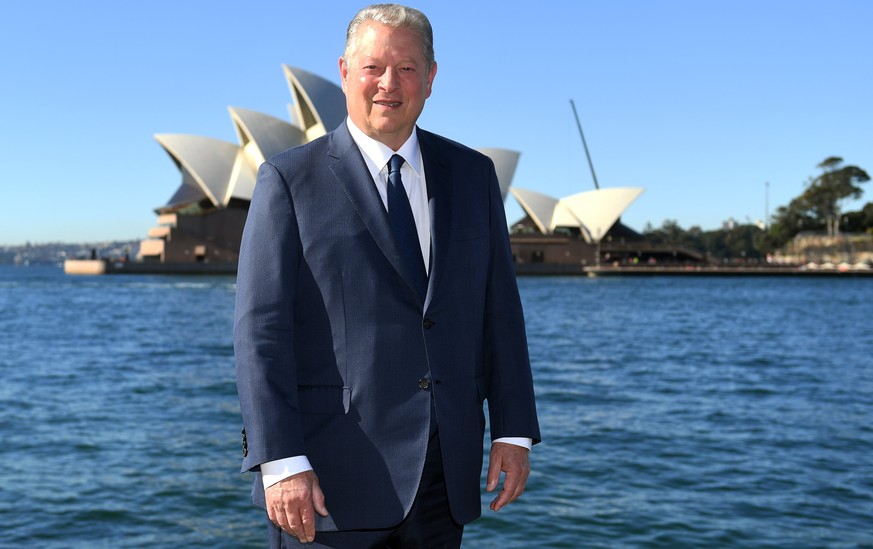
xmin=419 ymin=129 xmax=453 ymax=310
xmin=327 ymin=124 xmax=423 ymax=299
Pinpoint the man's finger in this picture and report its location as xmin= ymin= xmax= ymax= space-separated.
xmin=486 ymin=449 xmax=502 ymax=492
xmin=491 ymin=489 xmax=511 ymax=511
xmin=299 ymin=504 xmax=316 ymax=543
xmin=284 ymin=505 xmax=300 ymax=538
xmin=267 ymin=503 xmax=282 ymax=531
xmin=490 ymin=471 xmax=527 ymax=511
xmin=487 ymin=442 xmax=531 ymax=511
xmin=313 ymin=479 xmax=329 ymax=517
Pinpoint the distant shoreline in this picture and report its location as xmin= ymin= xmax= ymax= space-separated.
xmin=56 ymin=258 xmax=873 ymax=277
xmin=517 ymin=263 xmax=873 ymax=277
xmin=0 ymin=240 xmax=139 ymax=266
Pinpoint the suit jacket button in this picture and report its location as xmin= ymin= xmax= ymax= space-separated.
xmin=418 ymin=378 xmax=431 ymax=390
xmin=241 ymin=427 xmax=248 ymax=457
xmin=423 ymin=318 xmax=435 ymax=329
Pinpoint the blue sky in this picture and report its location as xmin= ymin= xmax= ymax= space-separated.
xmin=1 ymin=0 xmax=870 ymax=245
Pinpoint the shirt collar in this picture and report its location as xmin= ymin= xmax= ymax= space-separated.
xmin=346 ymin=118 xmax=423 ymax=176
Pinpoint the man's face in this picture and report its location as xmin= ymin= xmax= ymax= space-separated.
xmin=339 ymin=21 xmax=437 ymax=151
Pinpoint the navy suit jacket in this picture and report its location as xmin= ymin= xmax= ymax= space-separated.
xmin=234 ymin=121 xmax=540 ymax=531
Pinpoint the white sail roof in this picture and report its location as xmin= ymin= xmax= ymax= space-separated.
xmin=282 ymin=64 xmax=347 ymax=141
xmin=511 ymin=188 xmax=568 ymax=234
xmin=154 ymin=134 xmax=257 ymax=208
xmin=476 ymin=148 xmax=520 ymax=201
xmin=561 ymin=187 xmax=645 ymax=241
xmin=155 ymin=134 xmax=239 ymax=207
xmin=225 ymin=148 xmax=258 ymax=203
xmin=511 ymin=186 xmax=644 ymax=242
xmin=229 ymin=106 xmax=306 ymax=165
xmin=164 ymin=168 xmax=208 ymax=210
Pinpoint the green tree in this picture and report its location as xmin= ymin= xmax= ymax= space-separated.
xmin=842 ymin=202 xmax=873 ymax=234
xmin=642 ymin=220 xmax=766 ymax=261
xmin=801 ymin=157 xmax=869 ymax=238
xmin=644 ymin=219 xmax=703 ymax=251
xmin=766 ymin=157 xmax=869 ymax=247
xmin=767 ymin=195 xmax=823 ymax=248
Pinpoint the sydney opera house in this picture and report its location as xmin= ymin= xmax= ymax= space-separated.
xmin=67 ymin=65 xmax=680 ymax=275
xmin=136 ymin=66 xmax=345 ymax=269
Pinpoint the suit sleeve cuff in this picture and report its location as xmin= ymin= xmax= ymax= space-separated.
xmin=493 ymin=437 xmax=532 ymax=450
xmin=260 ymin=455 xmax=313 ymax=489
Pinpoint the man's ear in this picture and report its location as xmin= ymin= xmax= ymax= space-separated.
xmin=425 ymin=61 xmax=437 ymax=99
xmin=339 ymin=57 xmax=349 ymax=93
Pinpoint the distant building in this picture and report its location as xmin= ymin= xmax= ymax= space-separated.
xmin=508 ymin=186 xmax=645 ymax=271
xmin=138 ymin=66 xmax=346 ymax=267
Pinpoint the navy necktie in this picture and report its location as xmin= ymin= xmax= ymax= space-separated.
xmin=387 ymin=154 xmax=427 ymax=299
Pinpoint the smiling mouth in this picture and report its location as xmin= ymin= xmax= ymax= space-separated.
xmin=375 ymin=101 xmax=402 ymax=108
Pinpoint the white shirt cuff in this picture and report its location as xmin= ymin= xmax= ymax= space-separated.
xmin=493 ymin=437 xmax=532 ymax=450
xmin=260 ymin=455 xmax=313 ymax=489
xmin=260 ymin=439 xmax=530 ymax=489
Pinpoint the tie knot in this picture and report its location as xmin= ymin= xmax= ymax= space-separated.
xmin=388 ymin=154 xmax=405 ymax=175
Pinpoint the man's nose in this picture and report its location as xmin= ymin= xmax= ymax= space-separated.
xmin=379 ymin=67 xmax=399 ymax=92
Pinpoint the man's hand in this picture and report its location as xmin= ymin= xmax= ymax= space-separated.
xmin=265 ymin=470 xmax=329 ymax=543
xmin=485 ymin=441 xmax=531 ymax=511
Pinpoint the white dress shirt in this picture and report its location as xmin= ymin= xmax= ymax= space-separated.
xmin=260 ymin=119 xmax=530 ymax=490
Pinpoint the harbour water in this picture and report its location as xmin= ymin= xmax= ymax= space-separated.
xmin=1 ymin=265 xmax=872 ymax=547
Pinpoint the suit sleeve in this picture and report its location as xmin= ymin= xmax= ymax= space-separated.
xmin=234 ymin=161 xmax=307 ymax=472
xmin=481 ymin=158 xmax=541 ymax=445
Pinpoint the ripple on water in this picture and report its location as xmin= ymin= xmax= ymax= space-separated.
xmin=4 ymin=268 xmax=873 ymax=547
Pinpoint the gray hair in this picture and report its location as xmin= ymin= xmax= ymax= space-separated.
xmin=344 ymin=4 xmax=435 ymax=72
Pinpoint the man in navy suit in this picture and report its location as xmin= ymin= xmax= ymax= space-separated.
xmin=234 ymin=4 xmax=540 ymax=547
